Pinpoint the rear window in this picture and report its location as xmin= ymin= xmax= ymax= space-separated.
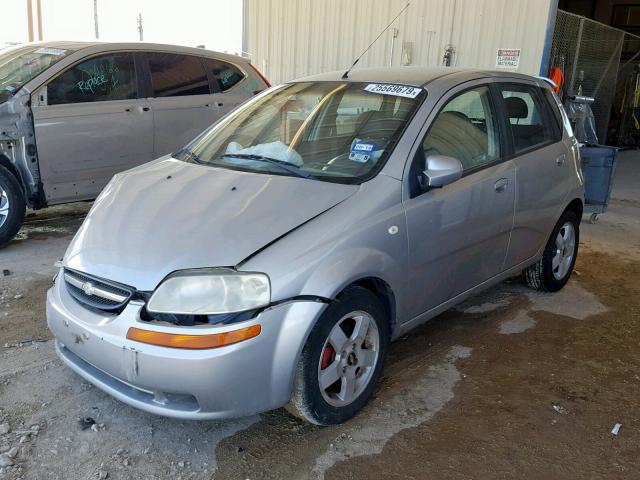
xmin=147 ymin=52 xmax=209 ymax=97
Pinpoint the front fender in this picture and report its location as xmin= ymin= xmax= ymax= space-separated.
xmin=241 ymin=174 xmax=409 ymax=328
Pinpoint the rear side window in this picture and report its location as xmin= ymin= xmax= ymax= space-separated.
xmin=47 ymin=53 xmax=137 ymax=105
xmin=147 ymin=53 xmax=209 ymax=97
xmin=499 ymin=85 xmax=553 ymax=153
xmin=201 ymin=58 xmax=245 ymax=92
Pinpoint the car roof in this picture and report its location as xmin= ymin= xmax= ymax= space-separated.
xmin=290 ymin=66 xmax=537 ymax=87
xmin=18 ymin=40 xmax=250 ymax=64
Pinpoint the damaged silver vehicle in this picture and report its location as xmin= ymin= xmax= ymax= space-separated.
xmin=0 ymin=41 xmax=269 ymax=245
xmin=48 ymin=67 xmax=584 ymax=425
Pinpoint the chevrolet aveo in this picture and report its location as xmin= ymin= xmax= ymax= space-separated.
xmin=47 ymin=67 xmax=584 ymax=425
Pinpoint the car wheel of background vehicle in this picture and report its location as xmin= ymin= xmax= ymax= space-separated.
xmin=524 ymin=210 xmax=579 ymax=292
xmin=0 ymin=166 xmax=26 ymax=247
xmin=287 ymin=286 xmax=389 ymax=425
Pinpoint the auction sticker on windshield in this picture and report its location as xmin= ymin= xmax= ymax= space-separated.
xmin=364 ymin=83 xmax=422 ymax=98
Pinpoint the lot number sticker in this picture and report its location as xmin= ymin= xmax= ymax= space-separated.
xmin=496 ymin=48 xmax=521 ymax=68
xmin=364 ymin=83 xmax=422 ymax=98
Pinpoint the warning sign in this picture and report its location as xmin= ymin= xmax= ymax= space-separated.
xmin=496 ymin=48 xmax=521 ymax=69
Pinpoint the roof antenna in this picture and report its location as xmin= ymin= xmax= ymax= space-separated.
xmin=342 ymin=2 xmax=411 ymax=79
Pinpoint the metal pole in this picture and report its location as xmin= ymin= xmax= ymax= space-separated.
xmin=26 ymin=0 xmax=34 ymax=42
xmin=568 ymin=18 xmax=584 ymax=95
xmin=93 ymin=0 xmax=99 ymax=39
xmin=36 ymin=0 xmax=43 ymax=40
xmin=137 ymin=13 xmax=143 ymax=41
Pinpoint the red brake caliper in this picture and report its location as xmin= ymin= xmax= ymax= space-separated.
xmin=320 ymin=345 xmax=336 ymax=370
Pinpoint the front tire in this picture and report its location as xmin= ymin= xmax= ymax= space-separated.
xmin=287 ymin=286 xmax=389 ymax=425
xmin=524 ymin=210 xmax=579 ymax=292
xmin=0 ymin=166 xmax=26 ymax=247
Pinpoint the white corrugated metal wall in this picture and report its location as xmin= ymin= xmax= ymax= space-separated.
xmin=244 ymin=0 xmax=554 ymax=84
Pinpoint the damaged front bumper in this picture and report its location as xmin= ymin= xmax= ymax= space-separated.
xmin=46 ymin=271 xmax=325 ymax=420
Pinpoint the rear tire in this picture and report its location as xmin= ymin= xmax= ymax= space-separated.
xmin=524 ymin=210 xmax=579 ymax=292
xmin=287 ymin=286 xmax=389 ymax=425
xmin=0 ymin=166 xmax=26 ymax=247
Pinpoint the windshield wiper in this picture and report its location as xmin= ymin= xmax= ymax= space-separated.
xmin=222 ymin=153 xmax=313 ymax=179
xmin=175 ymin=147 xmax=203 ymax=164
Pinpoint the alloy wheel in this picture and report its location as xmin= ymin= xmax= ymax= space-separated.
xmin=552 ymin=221 xmax=576 ymax=280
xmin=317 ymin=310 xmax=381 ymax=407
xmin=0 ymin=184 xmax=9 ymax=229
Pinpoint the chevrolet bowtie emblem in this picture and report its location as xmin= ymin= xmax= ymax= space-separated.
xmin=81 ymin=281 xmax=96 ymax=296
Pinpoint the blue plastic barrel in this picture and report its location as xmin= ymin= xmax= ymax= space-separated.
xmin=580 ymin=146 xmax=617 ymax=209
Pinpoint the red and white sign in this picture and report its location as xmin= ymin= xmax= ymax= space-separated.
xmin=496 ymin=48 xmax=521 ymax=68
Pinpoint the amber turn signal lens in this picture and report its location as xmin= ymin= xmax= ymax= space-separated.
xmin=126 ymin=324 xmax=261 ymax=349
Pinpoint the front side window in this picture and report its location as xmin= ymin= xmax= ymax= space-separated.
xmin=421 ymin=86 xmax=500 ymax=171
xmin=202 ymin=58 xmax=244 ymax=92
xmin=0 ymin=45 xmax=76 ymax=103
xmin=175 ymin=81 xmax=425 ymax=184
xmin=499 ymin=85 xmax=552 ymax=153
xmin=47 ymin=53 xmax=137 ymax=105
xmin=147 ymin=53 xmax=209 ymax=97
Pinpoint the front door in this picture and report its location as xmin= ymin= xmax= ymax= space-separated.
xmin=403 ymin=85 xmax=515 ymax=319
xmin=32 ymin=52 xmax=153 ymax=204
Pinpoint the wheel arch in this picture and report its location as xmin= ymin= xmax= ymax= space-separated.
xmin=0 ymin=154 xmax=26 ymax=196
xmin=335 ymin=276 xmax=397 ymax=339
xmin=564 ymin=197 xmax=584 ymax=220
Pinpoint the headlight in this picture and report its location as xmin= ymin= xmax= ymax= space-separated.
xmin=147 ymin=269 xmax=270 ymax=315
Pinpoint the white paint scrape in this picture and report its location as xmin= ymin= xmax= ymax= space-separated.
xmin=311 ymin=345 xmax=472 ymax=479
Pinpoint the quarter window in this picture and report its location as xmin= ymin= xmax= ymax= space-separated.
xmin=47 ymin=53 xmax=137 ymax=105
xmin=499 ymin=86 xmax=552 ymax=153
xmin=202 ymin=58 xmax=244 ymax=92
xmin=542 ymin=88 xmax=563 ymax=141
xmin=421 ymin=86 xmax=500 ymax=171
xmin=147 ymin=53 xmax=210 ymax=97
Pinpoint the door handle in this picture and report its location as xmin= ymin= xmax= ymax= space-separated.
xmin=555 ymin=154 xmax=566 ymax=166
xmin=494 ymin=178 xmax=509 ymax=192
xmin=205 ymin=102 xmax=224 ymax=108
xmin=142 ymin=106 xmax=151 ymax=112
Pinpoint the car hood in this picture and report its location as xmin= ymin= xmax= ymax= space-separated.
xmin=64 ymin=158 xmax=358 ymax=290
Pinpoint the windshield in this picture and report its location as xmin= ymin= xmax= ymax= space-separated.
xmin=175 ymin=81 xmax=425 ymax=183
xmin=0 ymin=45 xmax=75 ymax=102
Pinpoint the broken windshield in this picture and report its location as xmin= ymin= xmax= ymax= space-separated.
xmin=0 ymin=45 xmax=75 ymax=103
xmin=175 ymin=81 xmax=425 ymax=184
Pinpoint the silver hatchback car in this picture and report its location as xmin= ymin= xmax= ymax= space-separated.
xmin=47 ymin=67 xmax=583 ymax=425
xmin=0 ymin=41 xmax=269 ymax=245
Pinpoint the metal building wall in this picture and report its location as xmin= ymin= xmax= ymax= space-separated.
xmin=244 ymin=0 xmax=554 ymax=84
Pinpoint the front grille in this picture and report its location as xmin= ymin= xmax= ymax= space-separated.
xmin=63 ymin=268 xmax=135 ymax=313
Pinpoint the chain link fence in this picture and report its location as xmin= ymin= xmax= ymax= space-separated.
xmin=548 ymin=10 xmax=633 ymax=144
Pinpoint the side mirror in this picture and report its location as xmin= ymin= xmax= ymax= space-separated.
xmin=421 ymin=154 xmax=463 ymax=189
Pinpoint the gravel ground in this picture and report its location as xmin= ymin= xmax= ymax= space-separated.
xmin=0 ymin=152 xmax=638 ymax=480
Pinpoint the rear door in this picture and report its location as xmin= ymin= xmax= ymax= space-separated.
xmin=495 ymin=83 xmax=569 ymax=268
xmin=144 ymin=52 xmax=222 ymax=156
xmin=32 ymin=52 xmax=153 ymax=204
xmin=403 ymin=83 xmax=515 ymax=318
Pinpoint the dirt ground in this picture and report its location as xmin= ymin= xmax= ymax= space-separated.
xmin=0 ymin=153 xmax=638 ymax=480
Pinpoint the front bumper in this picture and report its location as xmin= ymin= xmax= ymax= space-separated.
xmin=47 ymin=272 xmax=325 ymax=420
